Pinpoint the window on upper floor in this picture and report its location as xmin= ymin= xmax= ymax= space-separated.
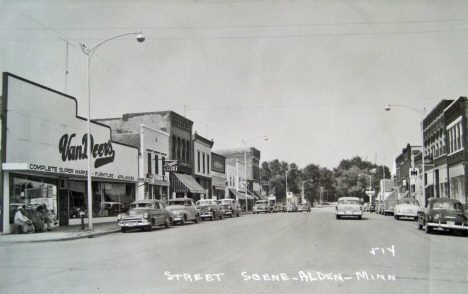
xmin=197 ymin=151 xmax=201 ymax=172
xmin=203 ymin=153 xmax=206 ymax=174
xmin=147 ymin=153 xmax=152 ymax=174
xmin=447 ymin=117 xmax=463 ymax=154
xmin=207 ymin=154 xmax=210 ymax=175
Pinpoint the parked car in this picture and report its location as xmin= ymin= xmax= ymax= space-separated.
xmin=301 ymin=203 xmax=311 ymax=212
xmin=272 ymin=204 xmax=283 ymax=213
xmin=117 ymin=200 xmax=172 ymax=232
xmin=285 ymin=204 xmax=296 ymax=212
xmin=335 ymin=197 xmax=363 ymax=219
xmin=255 ymin=204 xmax=270 ymax=214
xmin=418 ymin=198 xmax=468 ymax=235
xmin=166 ymin=198 xmax=199 ymax=225
xmin=197 ymin=199 xmax=224 ymax=221
xmin=297 ymin=205 xmax=303 ymax=212
xmin=218 ymin=199 xmax=241 ymax=217
xmin=383 ymin=199 xmax=397 ymax=215
xmin=363 ymin=203 xmax=369 ymax=212
xmin=394 ymin=198 xmax=420 ymax=221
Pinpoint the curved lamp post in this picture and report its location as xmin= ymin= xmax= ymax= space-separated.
xmin=385 ymin=104 xmax=426 ymax=206
xmin=80 ymin=31 xmax=145 ymax=230
xmin=242 ymin=136 xmax=268 ymax=212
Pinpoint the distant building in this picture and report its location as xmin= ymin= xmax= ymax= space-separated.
xmin=192 ymin=132 xmax=214 ymax=202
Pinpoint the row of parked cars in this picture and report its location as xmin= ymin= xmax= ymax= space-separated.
xmin=116 ymin=198 xmax=242 ymax=233
xmin=365 ymin=197 xmax=468 ymax=237
xmin=253 ymin=203 xmax=312 ymax=214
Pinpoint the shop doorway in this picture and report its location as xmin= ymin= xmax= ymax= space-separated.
xmin=58 ymin=188 xmax=69 ymax=226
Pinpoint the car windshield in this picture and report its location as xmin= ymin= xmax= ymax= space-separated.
xmin=198 ymin=200 xmax=214 ymax=205
xmin=431 ymin=201 xmax=463 ymax=211
xmin=167 ymin=200 xmax=184 ymax=206
xmin=130 ymin=202 xmax=153 ymax=209
xmin=218 ymin=200 xmax=232 ymax=205
xmin=338 ymin=200 xmax=359 ymax=205
xmin=398 ymin=199 xmax=419 ymax=205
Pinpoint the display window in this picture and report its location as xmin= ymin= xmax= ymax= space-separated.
xmin=8 ymin=174 xmax=58 ymax=226
xmin=69 ymin=181 xmax=135 ymax=218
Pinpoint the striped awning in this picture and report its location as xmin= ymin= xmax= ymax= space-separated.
xmin=172 ymin=173 xmax=206 ymax=194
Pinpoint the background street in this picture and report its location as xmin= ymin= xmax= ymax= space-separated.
xmin=1 ymin=205 xmax=467 ymax=294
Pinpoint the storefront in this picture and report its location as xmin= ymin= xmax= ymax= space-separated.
xmin=1 ymin=73 xmax=139 ymax=233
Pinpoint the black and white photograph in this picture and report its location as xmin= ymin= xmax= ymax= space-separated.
xmin=1 ymin=1 xmax=468 ymax=293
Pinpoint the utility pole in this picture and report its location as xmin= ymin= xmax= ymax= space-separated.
xmin=60 ymin=37 xmax=76 ymax=94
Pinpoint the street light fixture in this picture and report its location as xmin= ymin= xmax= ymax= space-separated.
xmin=385 ymin=104 xmax=426 ymax=206
xmin=242 ymin=136 xmax=268 ymax=212
xmin=80 ymin=31 xmax=145 ymax=230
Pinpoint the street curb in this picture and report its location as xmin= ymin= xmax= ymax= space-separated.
xmin=0 ymin=229 xmax=121 ymax=244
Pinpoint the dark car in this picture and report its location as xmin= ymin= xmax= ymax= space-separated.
xmin=418 ymin=198 xmax=468 ymax=235
xmin=117 ymin=200 xmax=172 ymax=232
xmin=301 ymin=203 xmax=311 ymax=212
xmin=218 ymin=199 xmax=241 ymax=217
xmin=197 ymin=199 xmax=224 ymax=221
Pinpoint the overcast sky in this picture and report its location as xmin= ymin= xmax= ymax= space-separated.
xmin=1 ymin=0 xmax=468 ymax=171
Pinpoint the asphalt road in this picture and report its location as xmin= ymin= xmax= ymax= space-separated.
xmin=1 ymin=205 xmax=467 ymax=294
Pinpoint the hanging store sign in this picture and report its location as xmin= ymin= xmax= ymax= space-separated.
xmin=164 ymin=160 xmax=179 ymax=172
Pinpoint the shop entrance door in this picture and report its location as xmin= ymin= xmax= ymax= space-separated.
xmin=58 ymin=188 xmax=69 ymax=226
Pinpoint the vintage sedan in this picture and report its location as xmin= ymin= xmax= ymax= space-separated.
xmin=285 ymin=204 xmax=296 ymax=213
xmin=272 ymin=204 xmax=283 ymax=213
xmin=335 ymin=197 xmax=363 ymax=219
xmin=166 ymin=198 xmax=199 ymax=225
xmin=418 ymin=198 xmax=468 ymax=235
xmin=394 ymin=198 xmax=420 ymax=220
xmin=117 ymin=200 xmax=172 ymax=232
xmin=218 ymin=199 xmax=241 ymax=217
xmin=197 ymin=199 xmax=224 ymax=221
xmin=382 ymin=199 xmax=397 ymax=215
xmin=374 ymin=200 xmax=383 ymax=214
xmin=255 ymin=204 xmax=270 ymax=214
xmin=301 ymin=203 xmax=312 ymax=212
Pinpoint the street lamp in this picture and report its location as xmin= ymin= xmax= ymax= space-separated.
xmin=80 ymin=31 xmax=145 ymax=230
xmin=301 ymin=179 xmax=312 ymax=204
xmin=242 ymin=136 xmax=268 ymax=212
xmin=285 ymin=167 xmax=297 ymax=206
xmin=385 ymin=104 xmax=426 ymax=206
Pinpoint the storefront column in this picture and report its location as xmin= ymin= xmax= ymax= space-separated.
xmin=2 ymin=171 xmax=11 ymax=234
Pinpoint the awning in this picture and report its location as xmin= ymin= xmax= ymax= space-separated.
xmin=229 ymin=189 xmax=254 ymax=200
xmin=385 ymin=191 xmax=396 ymax=200
xmin=172 ymin=173 xmax=206 ymax=194
xmin=213 ymin=185 xmax=226 ymax=190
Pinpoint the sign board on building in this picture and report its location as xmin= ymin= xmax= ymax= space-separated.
xmin=409 ymin=168 xmax=419 ymax=178
xmin=211 ymin=153 xmax=225 ymax=173
xmin=286 ymin=192 xmax=293 ymax=199
xmin=260 ymin=181 xmax=270 ymax=186
xmin=164 ymin=160 xmax=178 ymax=172
xmin=365 ymin=190 xmax=375 ymax=197
xmin=424 ymin=156 xmax=434 ymax=166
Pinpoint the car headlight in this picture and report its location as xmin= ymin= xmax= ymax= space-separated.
xmin=117 ymin=214 xmax=122 ymax=220
xmin=433 ymin=214 xmax=441 ymax=220
xmin=175 ymin=211 xmax=181 ymax=215
xmin=207 ymin=207 xmax=212 ymax=211
xmin=428 ymin=215 xmax=433 ymax=221
xmin=144 ymin=213 xmax=148 ymax=219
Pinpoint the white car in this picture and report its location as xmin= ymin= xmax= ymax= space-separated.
xmin=394 ymin=198 xmax=420 ymax=221
xmin=335 ymin=197 xmax=363 ymax=220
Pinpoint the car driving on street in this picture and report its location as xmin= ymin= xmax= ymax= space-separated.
xmin=335 ymin=197 xmax=363 ymax=220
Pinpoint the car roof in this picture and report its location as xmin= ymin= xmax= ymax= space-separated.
xmin=169 ymin=198 xmax=193 ymax=201
xmin=338 ymin=197 xmax=360 ymax=200
xmin=132 ymin=200 xmax=161 ymax=204
xmin=428 ymin=198 xmax=460 ymax=203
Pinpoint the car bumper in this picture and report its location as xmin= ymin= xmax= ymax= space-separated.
xmin=200 ymin=212 xmax=213 ymax=218
xmin=396 ymin=212 xmax=417 ymax=217
xmin=336 ymin=211 xmax=362 ymax=216
xmin=224 ymin=210 xmax=233 ymax=215
xmin=427 ymin=222 xmax=468 ymax=230
xmin=118 ymin=219 xmax=150 ymax=228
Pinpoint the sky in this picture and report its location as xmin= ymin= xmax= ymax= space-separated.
xmin=1 ymin=0 xmax=468 ymax=172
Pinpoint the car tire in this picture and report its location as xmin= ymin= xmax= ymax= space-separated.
xmin=220 ymin=213 xmax=224 ymax=220
xmin=180 ymin=217 xmax=185 ymax=226
xmin=194 ymin=214 xmax=199 ymax=223
xmin=211 ymin=215 xmax=214 ymax=221
xmin=336 ymin=215 xmax=340 ymax=219
xmin=395 ymin=216 xmax=399 ymax=220
xmin=418 ymin=223 xmax=423 ymax=230
xmin=425 ymin=223 xmax=432 ymax=234
xmin=358 ymin=216 xmax=362 ymax=220
xmin=121 ymin=227 xmax=127 ymax=233
xmin=164 ymin=218 xmax=171 ymax=228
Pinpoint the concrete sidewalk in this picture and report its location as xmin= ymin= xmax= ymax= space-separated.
xmin=0 ymin=221 xmax=120 ymax=243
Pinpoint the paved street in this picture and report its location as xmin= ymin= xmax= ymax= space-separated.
xmin=1 ymin=205 xmax=467 ymax=294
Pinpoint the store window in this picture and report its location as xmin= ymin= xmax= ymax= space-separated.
xmin=68 ymin=181 xmax=135 ymax=218
xmin=8 ymin=174 xmax=58 ymax=225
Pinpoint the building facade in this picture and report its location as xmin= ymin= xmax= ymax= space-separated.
xmin=1 ymin=73 xmax=139 ymax=233
xmin=96 ymin=111 xmax=205 ymax=201
xmin=192 ymin=132 xmax=214 ymax=202
xmin=211 ymin=152 xmax=227 ymax=200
